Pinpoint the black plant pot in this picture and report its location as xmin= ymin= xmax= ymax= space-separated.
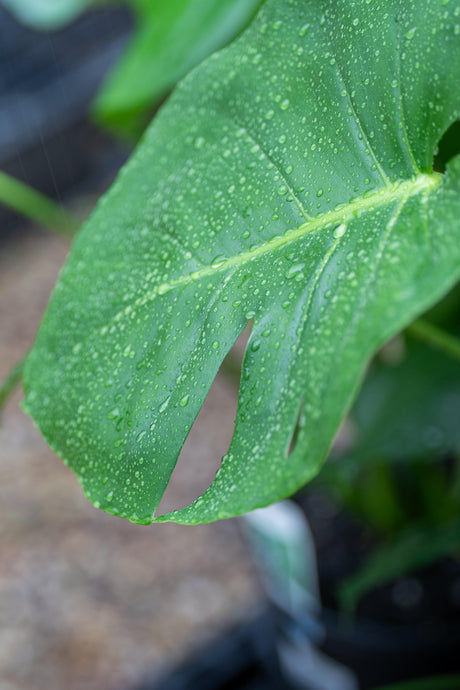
xmin=133 ymin=604 xmax=460 ymax=690
xmin=319 ymin=608 xmax=460 ymax=689
xmin=135 ymin=611 xmax=294 ymax=690
xmin=286 ymin=492 xmax=460 ymax=689
xmin=146 ymin=497 xmax=460 ymax=690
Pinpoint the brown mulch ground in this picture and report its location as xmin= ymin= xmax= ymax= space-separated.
xmin=0 ymin=227 xmax=260 ymax=690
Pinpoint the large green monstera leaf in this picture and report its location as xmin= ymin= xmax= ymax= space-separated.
xmin=24 ymin=0 xmax=460 ymax=524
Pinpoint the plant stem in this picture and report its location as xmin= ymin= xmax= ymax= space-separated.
xmin=407 ymin=318 xmax=460 ymax=363
xmin=0 ymin=171 xmax=79 ymax=235
xmin=0 ymin=357 xmax=26 ymax=417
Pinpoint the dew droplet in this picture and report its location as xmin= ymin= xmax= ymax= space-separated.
xmin=333 ymin=223 xmax=347 ymax=238
xmin=211 ymin=255 xmax=227 ymax=268
xmin=285 ymin=263 xmax=305 ymax=279
xmin=159 ymin=396 xmax=170 ymax=413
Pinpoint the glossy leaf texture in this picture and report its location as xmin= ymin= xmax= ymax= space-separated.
xmin=24 ymin=0 xmax=460 ymax=524
xmin=92 ymin=0 xmax=263 ymax=137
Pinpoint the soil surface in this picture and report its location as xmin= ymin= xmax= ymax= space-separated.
xmin=0 ymin=227 xmax=260 ymax=690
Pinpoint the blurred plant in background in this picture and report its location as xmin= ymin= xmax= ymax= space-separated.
xmin=315 ymin=285 xmax=460 ymax=612
xmin=1 ymin=0 xmax=263 ymax=139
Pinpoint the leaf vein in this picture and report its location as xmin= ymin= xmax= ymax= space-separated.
xmin=64 ymin=174 xmax=440 ymax=357
xmin=395 ymin=9 xmax=421 ymax=173
xmin=324 ymin=28 xmax=391 ymax=185
xmin=143 ymin=174 xmax=439 ymax=304
xmin=223 ymin=111 xmax=313 ymax=222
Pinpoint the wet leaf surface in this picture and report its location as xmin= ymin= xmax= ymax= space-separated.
xmin=24 ymin=0 xmax=460 ymax=524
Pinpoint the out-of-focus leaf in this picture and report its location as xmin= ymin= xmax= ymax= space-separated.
xmin=338 ymin=517 xmax=460 ymax=613
xmin=93 ymin=0 xmax=263 ymax=137
xmin=316 ymin=329 xmax=460 ymax=530
xmin=348 ymin=334 xmax=460 ymax=465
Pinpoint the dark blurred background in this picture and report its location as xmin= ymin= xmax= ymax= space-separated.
xmin=0 ymin=3 xmax=132 ymax=234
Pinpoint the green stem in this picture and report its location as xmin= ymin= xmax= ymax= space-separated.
xmin=0 ymin=357 xmax=26 ymax=417
xmin=407 ymin=318 xmax=460 ymax=363
xmin=0 ymin=171 xmax=79 ymax=235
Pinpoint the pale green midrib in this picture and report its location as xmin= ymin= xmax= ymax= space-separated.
xmin=136 ymin=173 xmax=440 ymax=306
xmin=57 ymin=173 xmax=440 ymax=352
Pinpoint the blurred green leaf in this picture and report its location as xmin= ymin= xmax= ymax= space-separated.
xmin=317 ymin=320 xmax=460 ymax=607
xmin=352 ymin=335 xmax=460 ymax=463
xmin=93 ymin=0 xmax=263 ymax=138
xmin=338 ymin=516 xmax=460 ymax=613
xmin=317 ymin=330 xmax=460 ymax=531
